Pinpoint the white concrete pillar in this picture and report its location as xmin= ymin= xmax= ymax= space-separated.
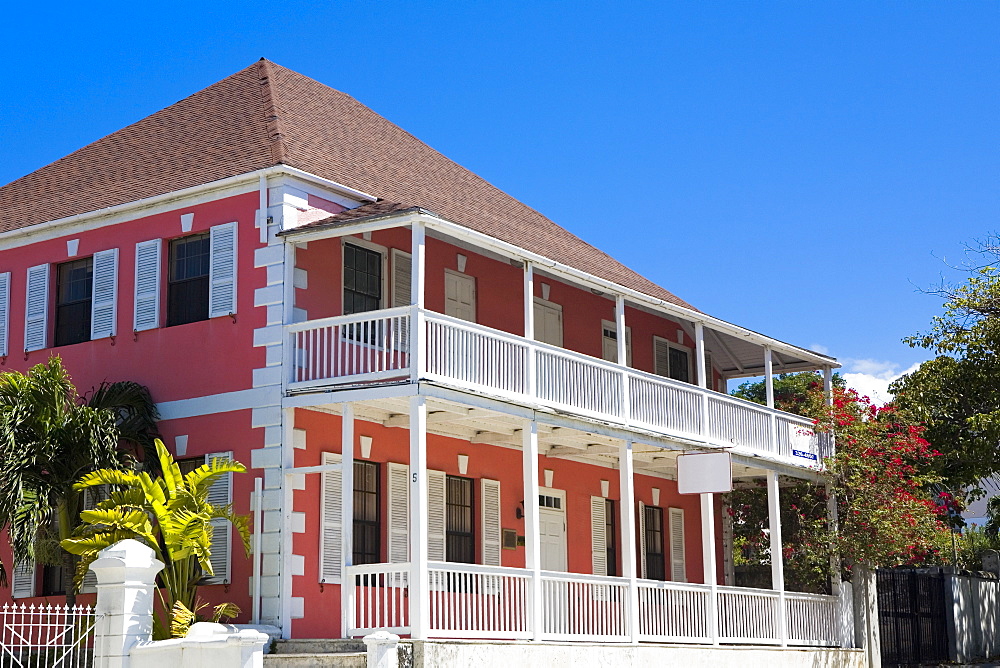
xmin=524 ymin=262 xmax=536 ymax=398
xmin=827 ymin=482 xmax=842 ymax=596
xmin=90 ymin=539 xmax=164 ymax=668
xmin=522 ymin=420 xmax=542 ymax=641
xmin=410 ymin=222 xmax=426 ymax=382
xmin=701 ymin=493 xmax=720 ymax=645
xmin=823 ymin=366 xmax=834 ymax=407
xmin=409 ymin=395 xmax=430 ymax=639
xmin=364 ymin=631 xmax=400 ymax=668
xmin=767 ymin=471 xmax=788 ymax=646
xmin=618 ymin=439 xmax=639 ymax=644
xmin=340 ymin=402 xmax=355 ymax=638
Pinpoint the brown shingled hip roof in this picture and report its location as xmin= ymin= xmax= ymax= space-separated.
xmin=0 ymin=59 xmax=694 ymax=310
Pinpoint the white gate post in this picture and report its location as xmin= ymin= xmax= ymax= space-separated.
xmin=90 ymin=539 xmax=164 ymax=668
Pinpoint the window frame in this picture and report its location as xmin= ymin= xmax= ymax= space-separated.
xmin=446 ymin=475 xmax=476 ymax=564
xmin=605 ymin=498 xmax=617 ymax=577
xmin=53 ymin=257 xmax=93 ymax=347
xmin=166 ymin=232 xmax=212 ymax=327
xmin=353 ymin=460 xmax=381 ymax=565
xmin=341 ymin=238 xmax=388 ymax=316
xmin=643 ymin=504 xmax=666 ymax=581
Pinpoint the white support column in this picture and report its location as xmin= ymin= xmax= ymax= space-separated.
xmin=823 ymin=366 xmax=834 ymax=406
xmin=701 ymin=493 xmax=720 ymax=645
xmin=410 ymin=222 xmax=426 ymax=383
xmin=764 ymin=346 xmax=778 ymax=453
xmin=695 ymin=321 xmax=709 ymax=438
xmin=524 ymin=262 xmax=536 ymax=398
xmin=409 ymin=395 xmax=430 ymax=639
xmin=767 ymin=471 xmax=788 ymax=646
xmin=619 ymin=439 xmax=639 ymax=644
xmin=340 ymin=402 xmax=355 ymax=638
xmin=522 ymin=419 xmax=542 ymax=641
xmin=616 ymin=295 xmax=631 ymax=426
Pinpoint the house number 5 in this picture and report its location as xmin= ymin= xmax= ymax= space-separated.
xmin=412 ymin=473 xmax=418 ymax=483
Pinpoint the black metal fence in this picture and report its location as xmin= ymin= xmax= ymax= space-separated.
xmin=877 ymin=568 xmax=950 ymax=667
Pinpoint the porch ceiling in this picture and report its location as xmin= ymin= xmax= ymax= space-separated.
xmin=304 ymin=396 xmax=775 ymax=482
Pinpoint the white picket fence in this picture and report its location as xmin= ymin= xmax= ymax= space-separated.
xmin=0 ymin=604 xmax=98 ymax=668
xmin=288 ymin=308 xmax=824 ymax=466
xmin=345 ymin=562 xmax=849 ymax=647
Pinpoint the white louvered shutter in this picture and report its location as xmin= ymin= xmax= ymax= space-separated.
xmin=203 ymin=451 xmax=233 ymax=585
xmin=209 ymin=222 xmax=237 ymax=319
xmin=427 ymin=470 xmax=447 ymax=562
xmin=387 ymin=463 xmax=410 ymax=563
xmin=133 ymin=240 xmax=161 ymax=332
xmin=653 ymin=338 xmax=670 ymax=378
xmin=391 ymin=250 xmax=412 ymax=307
xmin=90 ymin=249 xmax=118 ymax=340
xmin=0 ymin=272 xmax=11 ymax=357
xmin=481 ymin=479 xmax=501 ymax=566
xmin=24 ymin=264 xmax=49 ymax=352
xmin=320 ymin=452 xmax=343 ymax=584
xmin=79 ymin=486 xmax=109 ymax=594
xmin=669 ymin=507 xmax=686 ymax=582
xmin=638 ymin=501 xmax=647 ymax=579
xmin=11 ymin=560 xmax=35 ymax=599
xmin=591 ymin=496 xmax=607 ymax=576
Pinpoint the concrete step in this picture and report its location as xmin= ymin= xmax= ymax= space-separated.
xmin=272 ymin=639 xmax=367 ymax=654
xmin=263 ymin=652 xmax=366 ymax=668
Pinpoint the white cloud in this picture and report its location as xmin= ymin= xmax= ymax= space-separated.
xmin=810 ymin=343 xmax=830 ymax=355
xmin=840 ymin=359 xmax=921 ymax=405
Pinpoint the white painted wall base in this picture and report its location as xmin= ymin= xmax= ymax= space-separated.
xmin=407 ymin=640 xmax=867 ymax=668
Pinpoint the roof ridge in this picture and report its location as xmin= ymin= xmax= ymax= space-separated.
xmin=256 ymin=58 xmax=287 ymax=165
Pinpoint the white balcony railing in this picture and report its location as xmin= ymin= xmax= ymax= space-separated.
xmin=344 ymin=562 xmax=850 ymax=647
xmin=288 ymin=308 xmax=827 ymax=467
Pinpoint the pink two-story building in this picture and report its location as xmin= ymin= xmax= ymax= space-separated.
xmin=0 ymin=60 xmax=860 ymax=667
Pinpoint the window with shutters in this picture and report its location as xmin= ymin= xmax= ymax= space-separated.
xmin=653 ymin=337 xmax=692 ymax=384
xmin=601 ymin=320 xmax=632 ymax=366
xmin=643 ymin=505 xmax=666 ymax=581
xmin=353 ymin=461 xmax=380 ymax=565
xmin=167 ymin=233 xmax=210 ymax=326
xmin=446 ymin=476 xmax=475 ymax=564
xmin=41 ymin=564 xmax=69 ymax=597
xmin=533 ymin=298 xmax=563 ymax=347
xmin=668 ymin=507 xmax=687 ymax=582
xmin=54 ymin=258 xmax=93 ymax=346
xmin=444 ymin=270 xmax=476 ymax=322
xmin=343 ymin=243 xmax=383 ymax=315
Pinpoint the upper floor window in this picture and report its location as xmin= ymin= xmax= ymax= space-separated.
xmin=643 ymin=504 xmax=666 ymax=581
xmin=54 ymin=258 xmax=93 ymax=346
xmin=344 ymin=243 xmax=382 ymax=314
xmin=167 ymin=233 xmax=210 ymax=326
xmin=654 ymin=337 xmax=691 ymax=384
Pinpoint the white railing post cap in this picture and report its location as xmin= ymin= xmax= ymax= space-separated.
xmin=364 ymin=631 xmax=401 ymax=668
xmin=90 ymin=539 xmax=165 ymax=584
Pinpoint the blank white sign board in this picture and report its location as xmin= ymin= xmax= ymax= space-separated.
xmin=677 ymin=452 xmax=732 ymax=495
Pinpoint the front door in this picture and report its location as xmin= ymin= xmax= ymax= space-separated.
xmin=539 ymin=491 xmax=567 ymax=571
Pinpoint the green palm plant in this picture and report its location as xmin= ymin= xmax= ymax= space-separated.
xmin=0 ymin=357 xmax=154 ymax=603
xmin=61 ymin=438 xmax=251 ymax=639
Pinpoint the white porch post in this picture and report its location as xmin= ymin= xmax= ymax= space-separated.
xmin=695 ymin=322 xmax=709 ymax=437
xmin=767 ymin=471 xmax=788 ymax=646
xmin=764 ymin=346 xmax=778 ymax=453
xmin=340 ymin=402 xmax=355 ymax=638
xmin=522 ymin=419 xmax=542 ymax=641
xmin=409 ymin=395 xmax=430 ymax=639
xmin=616 ymin=296 xmax=631 ymax=426
xmin=823 ymin=365 xmax=834 ymax=405
xmin=823 ymin=366 xmax=842 ymax=596
xmin=410 ymin=222 xmax=426 ymax=382
xmin=524 ymin=262 xmax=536 ymax=398
xmin=701 ymin=493 xmax=720 ymax=645
xmin=618 ymin=438 xmax=640 ymax=644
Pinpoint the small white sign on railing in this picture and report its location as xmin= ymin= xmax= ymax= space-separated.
xmin=677 ymin=452 xmax=733 ymax=495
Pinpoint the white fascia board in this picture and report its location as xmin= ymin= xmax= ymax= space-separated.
xmin=0 ymin=166 xmax=375 ymax=253
xmin=282 ymin=212 xmax=424 ymax=244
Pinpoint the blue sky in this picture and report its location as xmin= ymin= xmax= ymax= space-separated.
xmin=4 ymin=2 xmax=998 ymax=398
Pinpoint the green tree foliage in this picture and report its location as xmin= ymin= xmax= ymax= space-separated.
xmin=0 ymin=357 xmax=157 ymax=602
xmin=891 ymin=240 xmax=1000 ymax=490
xmin=62 ymin=439 xmax=251 ymax=639
xmin=732 ymin=371 xmax=845 ymax=414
